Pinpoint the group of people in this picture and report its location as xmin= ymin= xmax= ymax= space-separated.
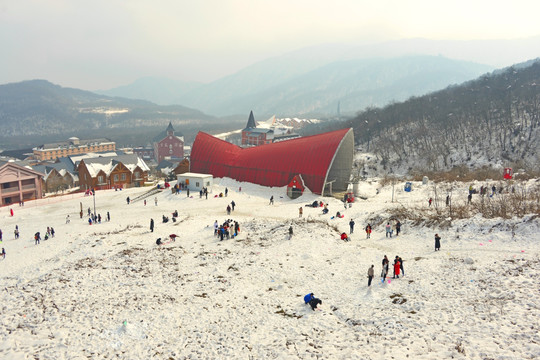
xmin=214 ymin=219 xmax=240 ymax=241
xmin=384 ymin=220 xmax=402 ymax=238
xmin=376 ymin=255 xmax=405 ymax=284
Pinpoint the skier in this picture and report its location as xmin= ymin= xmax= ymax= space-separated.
xmin=367 ymin=265 xmax=374 ymax=286
xmin=434 ymin=233 xmax=441 ymax=251
xmin=349 ymin=219 xmax=355 ymax=234
xmin=150 ymin=218 xmax=154 ymax=233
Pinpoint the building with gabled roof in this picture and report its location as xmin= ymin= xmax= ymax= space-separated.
xmin=32 ymin=160 xmax=78 ymax=193
xmin=77 ymin=154 xmax=150 ymax=190
xmin=154 ymin=122 xmax=184 ymax=163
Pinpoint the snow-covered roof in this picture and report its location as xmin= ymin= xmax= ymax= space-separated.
xmin=82 ymin=154 xmax=150 ymax=177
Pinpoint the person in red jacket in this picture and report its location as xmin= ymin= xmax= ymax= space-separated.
xmin=393 ymin=257 xmax=401 ymax=279
xmin=340 ymin=232 xmax=349 ymax=242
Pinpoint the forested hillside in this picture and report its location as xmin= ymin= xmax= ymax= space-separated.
xmin=345 ymin=59 xmax=540 ymax=175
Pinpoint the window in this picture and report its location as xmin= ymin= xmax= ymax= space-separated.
xmin=98 ymin=175 xmax=104 ymax=184
xmin=114 ymin=174 xmax=119 ymax=181
xmin=196 ymin=182 xmax=200 ymax=187
xmin=121 ymin=173 xmax=126 ymax=181
xmin=134 ymin=171 xmax=140 ymax=179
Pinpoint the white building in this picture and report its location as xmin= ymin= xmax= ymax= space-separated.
xmin=176 ymin=172 xmax=213 ymax=192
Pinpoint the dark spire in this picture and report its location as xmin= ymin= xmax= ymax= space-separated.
xmin=166 ymin=122 xmax=175 ymax=135
xmin=246 ymin=111 xmax=256 ymax=129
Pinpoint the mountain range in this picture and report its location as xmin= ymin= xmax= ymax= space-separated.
xmin=98 ymin=55 xmax=493 ymax=117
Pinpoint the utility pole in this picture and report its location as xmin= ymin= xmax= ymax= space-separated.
xmin=92 ymin=188 xmax=96 ymax=217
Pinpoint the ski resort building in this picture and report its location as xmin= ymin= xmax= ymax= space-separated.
xmin=77 ymin=154 xmax=150 ymax=190
xmin=0 ymin=161 xmax=44 ymax=205
xmin=191 ymin=128 xmax=354 ymax=195
xmin=176 ymin=172 xmax=213 ymax=192
xmin=241 ymin=111 xmax=274 ymax=146
xmin=154 ymin=122 xmax=184 ymax=163
xmin=33 ymin=137 xmax=116 ymax=161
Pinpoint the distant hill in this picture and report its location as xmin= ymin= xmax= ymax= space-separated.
xmin=340 ymin=59 xmax=540 ymax=175
xmin=0 ymin=80 xmax=216 ymax=139
xmin=95 ymin=77 xmax=203 ymax=106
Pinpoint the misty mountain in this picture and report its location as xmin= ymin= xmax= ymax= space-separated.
xmin=0 ymin=80 xmax=215 ymax=138
xmin=196 ymin=56 xmax=492 ymax=116
xmin=102 ymin=53 xmax=492 ymax=117
xmin=95 ymin=77 xmax=203 ymax=106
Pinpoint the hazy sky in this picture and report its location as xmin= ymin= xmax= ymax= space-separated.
xmin=1 ymin=0 xmax=540 ymax=90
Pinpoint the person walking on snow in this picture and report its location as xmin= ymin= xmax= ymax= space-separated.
xmin=231 ymin=201 xmax=236 ymax=211
xmin=288 ymin=226 xmax=293 ymax=240
xmin=154 ymin=197 xmax=158 ymax=206
xmin=385 ymin=223 xmax=392 ymax=238
xmin=365 ymin=224 xmax=372 ymax=239
xmin=367 ymin=265 xmax=374 ymax=286
xmin=428 ymin=198 xmax=433 ymax=207
xmin=349 ymin=219 xmax=355 ymax=234
xmin=395 ymin=220 xmax=401 ymax=236
xmin=434 ymin=233 xmax=441 ymax=251
xmin=1 ymin=247 xmax=5 ymax=259
xmin=269 ymin=196 xmax=274 ymax=205
xmin=299 ymin=207 xmax=303 ymax=218
xmin=150 ymin=218 xmax=154 ymax=233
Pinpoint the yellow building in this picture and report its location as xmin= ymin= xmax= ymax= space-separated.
xmin=32 ymin=137 xmax=116 ymax=161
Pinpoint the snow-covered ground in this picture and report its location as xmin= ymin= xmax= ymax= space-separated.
xmin=0 ymin=179 xmax=538 ymax=359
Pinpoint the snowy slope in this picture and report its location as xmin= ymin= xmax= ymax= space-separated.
xmin=0 ymin=179 xmax=538 ymax=359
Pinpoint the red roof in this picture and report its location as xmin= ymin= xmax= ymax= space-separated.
xmin=190 ymin=128 xmax=353 ymax=194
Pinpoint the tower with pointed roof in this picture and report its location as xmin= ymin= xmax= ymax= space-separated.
xmin=241 ymin=111 xmax=273 ymax=146
xmin=245 ymin=110 xmax=257 ymax=130
xmin=153 ymin=122 xmax=185 ymax=163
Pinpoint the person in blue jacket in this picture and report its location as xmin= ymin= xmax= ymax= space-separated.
xmin=304 ymin=293 xmax=314 ymax=304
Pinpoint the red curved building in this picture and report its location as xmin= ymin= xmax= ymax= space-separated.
xmin=190 ymin=128 xmax=354 ymax=195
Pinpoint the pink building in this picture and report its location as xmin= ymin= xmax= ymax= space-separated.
xmin=154 ymin=122 xmax=184 ymax=163
xmin=0 ymin=162 xmax=44 ymax=206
